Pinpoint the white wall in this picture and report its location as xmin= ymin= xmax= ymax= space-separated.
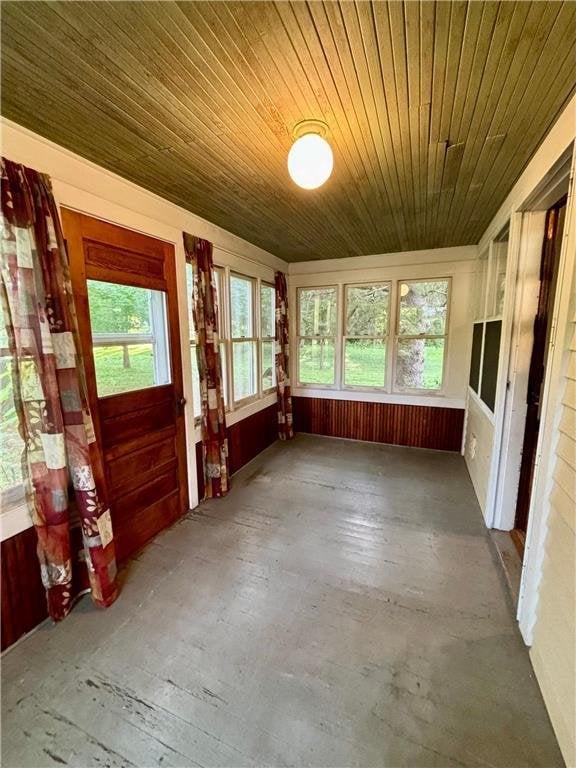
xmin=289 ymin=246 xmax=477 ymax=409
xmin=0 ymin=117 xmax=287 ymax=539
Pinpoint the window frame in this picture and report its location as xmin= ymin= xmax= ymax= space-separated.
xmin=259 ymin=281 xmax=276 ymax=394
xmin=392 ymin=277 xmax=451 ymax=395
xmin=229 ymin=271 xmax=259 ymax=407
xmin=214 ymin=266 xmax=229 ymax=411
xmin=87 ymin=279 xmax=172 ymax=399
xmin=342 ymin=280 xmax=392 ymax=392
xmin=296 ymin=284 xmax=339 ymax=389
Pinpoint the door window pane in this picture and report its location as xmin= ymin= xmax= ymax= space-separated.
xmin=230 ymin=275 xmax=253 ymax=338
xmin=88 ymin=280 xmax=171 ymax=397
xmin=299 ymin=287 xmax=337 ymax=336
xmin=396 ymin=338 xmax=445 ymax=390
xmin=93 ymin=344 xmax=156 ymax=397
xmin=344 ymin=339 xmax=386 ymax=387
xmin=298 ymin=339 xmax=335 ymax=385
xmin=233 ymin=341 xmax=256 ymax=401
xmin=398 ymin=280 xmax=448 ymax=336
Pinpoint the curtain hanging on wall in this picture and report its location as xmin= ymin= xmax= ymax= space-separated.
xmin=183 ymin=233 xmax=229 ymax=498
xmin=275 ymin=271 xmax=293 ymax=440
xmin=0 ymin=158 xmax=118 ymax=621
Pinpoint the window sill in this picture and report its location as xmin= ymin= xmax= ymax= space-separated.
xmin=1 ymin=497 xmax=32 ymax=542
xmin=292 ymin=386 xmax=466 ymax=409
xmin=193 ymin=391 xmax=277 ymax=440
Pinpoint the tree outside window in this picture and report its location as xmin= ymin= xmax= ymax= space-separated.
xmin=297 ymin=287 xmax=337 ymax=385
xmin=395 ymin=279 xmax=449 ymax=391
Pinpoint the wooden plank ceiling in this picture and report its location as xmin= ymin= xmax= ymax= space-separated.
xmin=2 ymin=1 xmax=575 ymax=262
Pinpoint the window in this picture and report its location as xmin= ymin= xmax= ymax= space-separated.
xmin=87 ymin=280 xmax=171 ymax=397
xmin=0 ymin=312 xmax=25 ymax=497
xmin=230 ymin=273 xmax=257 ymax=403
xmin=260 ymin=283 xmax=276 ymax=391
xmin=486 ymin=230 xmax=508 ymax=319
xmin=344 ymin=283 xmax=390 ymax=387
xmin=185 ymin=263 xmax=227 ymax=418
xmin=296 ymin=279 xmax=451 ymax=394
xmin=297 ymin=287 xmax=337 ymax=385
xmin=395 ymin=279 xmax=449 ymax=391
xmin=469 ymin=226 xmax=508 ymax=412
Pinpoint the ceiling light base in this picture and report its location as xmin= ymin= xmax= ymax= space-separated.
xmin=292 ymin=119 xmax=328 ymax=140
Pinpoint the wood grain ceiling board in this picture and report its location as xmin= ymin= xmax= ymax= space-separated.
xmin=1 ymin=1 xmax=575 ymax=262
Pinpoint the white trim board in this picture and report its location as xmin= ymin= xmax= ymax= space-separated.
xmin=289 ymin=245 xmax=477 ymax=275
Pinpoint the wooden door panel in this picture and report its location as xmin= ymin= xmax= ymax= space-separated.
xmin=114 ymin=466 xmax=179 ymax=520
xmin=62 ymin=209 xmax=188 ymax=564
xmin=84 ymin=244 xmax=166 ymax=287
xmin=100 ymin=403 xmax=175 ymax=449
xmin=104 ymin=425 xmax=176 ymax=462
xmin=98 ymin=384 xmax=173 ymax=419
xmin=74 ymin=214 xmax=168 ymax=260
xmin=114 ymin=493 xmax=181 ymax=563
xmin=108 ymin=436 xmax=177 ymax=494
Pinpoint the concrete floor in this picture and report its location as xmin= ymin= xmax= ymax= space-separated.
xmin=1 ymin=435 xmax=562 ymax=767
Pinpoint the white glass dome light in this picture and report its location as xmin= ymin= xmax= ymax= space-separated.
xmin=288 ymin=120 xmax=333 ymax=190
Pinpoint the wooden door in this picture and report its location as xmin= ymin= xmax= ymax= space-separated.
xmin=62 ymin=210 xmax=188 ymax=563
xmin=512 ymin=197 xmax=566 ymax=553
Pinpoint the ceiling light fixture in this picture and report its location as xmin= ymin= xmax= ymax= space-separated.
xmin=288 ymin=120 xmax=333 ymax=190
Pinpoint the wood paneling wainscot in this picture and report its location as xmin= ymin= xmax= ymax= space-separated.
xmin=293 ymin=397 xmax=464 ymax=452
xmin=195 ymin=403 xmax=278 ymax=501
xmin=1 ymin=528 xmax=47 ymax=651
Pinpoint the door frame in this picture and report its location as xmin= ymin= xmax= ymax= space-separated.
xmin=491 ymin=150 xmax=573 ymax=532
xmin=485 ymin=146 xmax=575 ymax=643
xmin=517 ymin=149 xmax=575 ymax=643
xmin=491 ymin=210 xmax=547 ymax=531
xmin=62 ymin=210 xmax=191 ymax=549
xmin=59 ymin=201 xmax=200 ymax=512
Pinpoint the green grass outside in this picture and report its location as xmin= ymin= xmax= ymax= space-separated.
xmin=93 ymin=344 xmax=155 ymax=397
xmin=299 ymin=341 xmax=444 ymax=389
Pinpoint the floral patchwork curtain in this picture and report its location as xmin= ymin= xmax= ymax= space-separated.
xmin=183 ymin=233 xmax=229 ymax=498
xmin=275 ymin=271 xmax=293 ymax=440
xmin=0 ymin=158 xmax=118 ymax=621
